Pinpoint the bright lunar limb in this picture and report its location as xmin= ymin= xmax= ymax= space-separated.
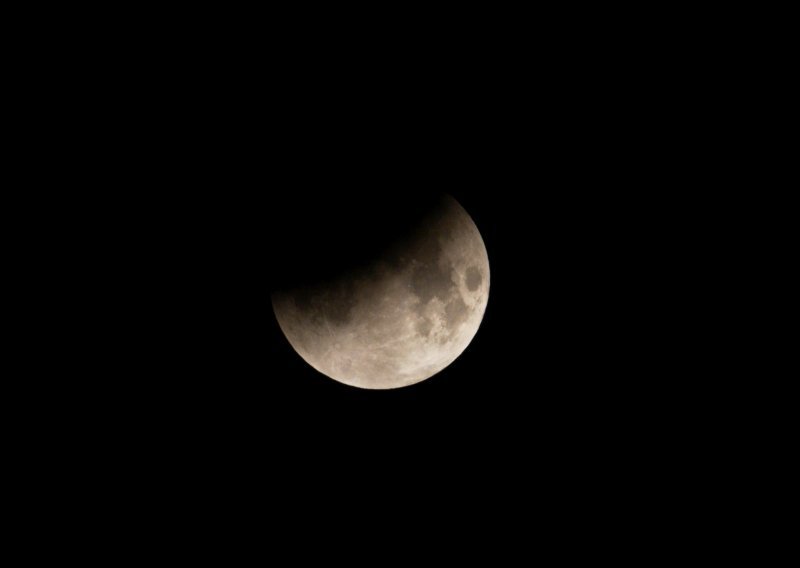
xmin=272 ymin=194 xmax=490 ymax=389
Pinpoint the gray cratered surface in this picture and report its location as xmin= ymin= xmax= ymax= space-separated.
xmin=272 ymin=194 xmax=489 ymax=389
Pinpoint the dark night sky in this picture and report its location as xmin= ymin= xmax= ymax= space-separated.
xmin=67 ymin=22 xmax=699 ymax=523
xmin=174 ymin=169 xmax=667 ymax=461
xmin=24 ymin=9 xmax=743 ymax=554
xmin=121 ymin=57 xmax=676 ymax=471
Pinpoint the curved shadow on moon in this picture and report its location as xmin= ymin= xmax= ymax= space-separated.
xmin=272 ymin=194 xmax=489 ymax=390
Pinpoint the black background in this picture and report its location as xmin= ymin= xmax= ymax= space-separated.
xmin=128 ymin=111 xmax=674 ymax=479
xmin=16 ymin=7 xmax=763 ymax=555
xmin=50 ymin=16 xmax=707 ymax=531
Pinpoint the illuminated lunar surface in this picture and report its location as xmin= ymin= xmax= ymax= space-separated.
xmin=272 ymin=195 xmax=489 ymax=389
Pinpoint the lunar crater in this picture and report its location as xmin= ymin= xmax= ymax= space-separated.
xmin=465 ymin=266 xmax=483 ymax=291
xmin=444 ymin=296 xmax=469 ymax=329
xmin=415 ymin=317 xmax=434 ymax=338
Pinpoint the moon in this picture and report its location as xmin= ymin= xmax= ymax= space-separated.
xmin=272 ymin=194 xmax=489 ymax=389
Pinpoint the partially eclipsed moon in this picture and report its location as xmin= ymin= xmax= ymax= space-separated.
xmin=272 ymin=195 xmax=489 ymax=389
